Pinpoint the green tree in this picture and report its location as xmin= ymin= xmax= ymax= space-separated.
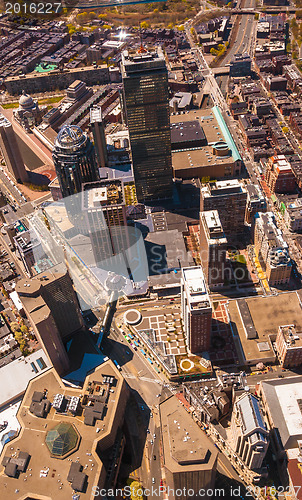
xmin=127 ymin=480 xmax=143 ymax=500
xmin=10 ymin=322 xmax=20 ymax=333
xmin=21 ymin=325 xmax=28 ymax=334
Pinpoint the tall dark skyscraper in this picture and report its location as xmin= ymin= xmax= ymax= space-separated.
xmin=121 ymin=48 xmax=173 ymax=203
xmin=53 ymin=125 xmax=99 ymax=198
xmin=90 ymin=107 xmax=108 ymax=168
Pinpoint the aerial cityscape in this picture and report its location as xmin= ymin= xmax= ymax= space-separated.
xmin=0 ymin=0 xmax=302 ymax=499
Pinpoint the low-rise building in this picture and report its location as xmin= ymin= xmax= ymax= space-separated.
xmin=245 ymin=184 xmax=267 ymax=225
xmin=254 ymin=212 xmax=292 ymax=285
xmin=275 ymin=325 xmax=302 ymax=368
xmin=171 ymin=107 xmax=242 ymax=180
xmin=282 ymin=197 xmax=302 ymax=232
xmin=258 ymin=376 xmax=302 ymax=458
xmin=265 ymin=155 xmax=296 ymax=194
xmin=229 ymin=53 xmax=252 ymax=77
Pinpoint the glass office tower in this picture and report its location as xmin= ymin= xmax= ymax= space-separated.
xmin=53 ymin=124 xmax=99 ymax=198
xmin=121 ymin=48 xmax=173 ymax=203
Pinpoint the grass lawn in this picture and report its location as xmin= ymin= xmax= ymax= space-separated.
xmin=2 ymin=95 xmax=64 ymax=109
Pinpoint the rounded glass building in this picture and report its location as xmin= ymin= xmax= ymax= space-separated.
xmin=53 ymin=125 xmax=99 ymax=198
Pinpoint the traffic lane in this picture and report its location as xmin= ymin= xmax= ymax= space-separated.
xmin=0 ymin=169 xmax=25 ymax=205
xmin=148 ymin=426 xmax=163 ymax=497
xmin=103 ymin=333 xmax=164 ymax=407
xmin=245 ymin=366 xmax=302 ymax=388
xmin=0 ymin=232 xmax=25 ymax=277
xmin=223 ymin=15 xmax=254 ymax=64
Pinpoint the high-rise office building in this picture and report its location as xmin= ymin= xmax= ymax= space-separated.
xmin=160 ymin=394 xmax=218 ymax=500
xmin=200 ymin=210 xmax=227 ymax=289
xmin=200 ymin=180 xmax=247 ymax=236
xmin=181 ymin=266 xmax=212 ymax=354
xmin=0 ymin=113 xmax=28 ymax=183
xmin=82 ymin=180 xmax=128 ymax=267
xmin=254 ymin=212 xmax=292 ymax=285
xmin=90 ymin=107 xmax=108 ymax=168
xmin=121 ymin=48 xmax=173 ymax=202
xmin=16 ymin=264 xmax=83 ymax=374
xmin=53 ymin=124 xmax=99 ymax=199
xmin=230 ymin=393 xmax=269 ymax=471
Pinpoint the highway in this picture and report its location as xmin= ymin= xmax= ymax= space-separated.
xmin=222 ymin=0 xmax=256 ymax=64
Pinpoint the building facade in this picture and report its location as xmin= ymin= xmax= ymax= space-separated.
xmin=160 ymin=394 xmax=218 ymax=500
xmin=231 ymin=393 xmax=269 ymax=471
xmin=82 ymin=180 xmax=128 ymax=267
xmin=275 ymin=324 xmax=302 ymax=368
xmin=90 ymin=107 xmax=108 ymax=168
xmin=230 ymin=53 xmax=252 ymax=77
xmin=181 ymin=266 xmax=212 ymax=354
xmin=52 ymin=124 xmax=99 ymax=199
xmin=265 ymin=155 xmax=296 ymax=194
xmin=0 ymin=113 xmax=28 ymax=183
xmin=254 ymin=212 xmax=292 ymax=285
xmin=199 ymin=210 xmax=227 ymax=289
xmin=200 ymin=180 xmax=247 ymax=236
xmin=245 ymin=184 xmax=267 ymax=225
xmin=16 ymin=264 xmax=83 ymax=373
xmin=121 ymin=48 xmax=173 ymax=202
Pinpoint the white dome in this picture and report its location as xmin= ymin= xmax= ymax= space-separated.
xmin=19 ymin=93 xmax=34 ymax=109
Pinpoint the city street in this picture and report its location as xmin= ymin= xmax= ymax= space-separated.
xmin=222 ymin=0 xmax=256 ymax=64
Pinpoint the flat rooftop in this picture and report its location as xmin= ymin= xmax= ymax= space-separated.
xmin=182 ymin=266 xmax=211 ymax=310
xmin=202 ymin=179 xmax=245 ymax=197
xmin=160 ymin=395 xmax=218 ymax=472
xmin=122 ymin=47 xmax=166 ymax=74
xmin=228 ymin=292 xmax=302 ymax=364
xmin=201 ymin=210 xmax=227 ymax=243
xmin=83 ymin=181 xmax=124 ymax=208
xmin=0 ymin=362 xmax=126 ymax=499
xmin=0 ymin=348 xmax=51 ymax=410
xmin=278 ymin=325 xmax=302 ymax=348
xmin=170 ymin=120 xmax=206 ymax=148
xmin=145 ymin=229 xmax=193 ymax=272
xmin=260 ymin=376 xmax=302 ymax=450
xmin=171 ymin=108 xmax=234 ymax=172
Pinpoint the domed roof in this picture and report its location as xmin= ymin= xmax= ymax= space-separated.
xmin=56 ymin=125 xmax=87 ymax=150
xmin=19 ymin=92 xmax=34 ymax=109
xmin=45 ymin=422 xmax=79 ymax=457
